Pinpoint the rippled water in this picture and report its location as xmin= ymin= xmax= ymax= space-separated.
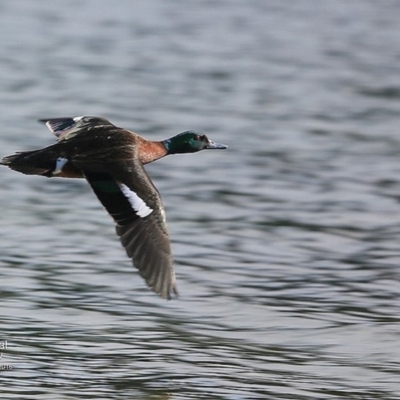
xmin=1 ymin=0 xmax=400 ymax=398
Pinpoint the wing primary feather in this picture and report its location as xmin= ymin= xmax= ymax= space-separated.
xmin=83 ymin=170 xmax=177 ymax=299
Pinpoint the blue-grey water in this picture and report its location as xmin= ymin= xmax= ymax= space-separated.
xmin=1 ymin=1 xmax=400 ymax=398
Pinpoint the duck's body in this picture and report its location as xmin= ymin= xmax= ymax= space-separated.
xmin=1 ymin=116 xmax=227 ymax=299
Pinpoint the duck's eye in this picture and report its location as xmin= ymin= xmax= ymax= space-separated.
xmin=195 ymin=135 xmax=201 ymax=140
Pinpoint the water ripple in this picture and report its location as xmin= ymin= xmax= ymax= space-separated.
xmin=1 ymin=0 xmax=400 ymax=398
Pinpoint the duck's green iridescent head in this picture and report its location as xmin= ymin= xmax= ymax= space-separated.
xmin=164 ymin=130 xmax=228 ymax=154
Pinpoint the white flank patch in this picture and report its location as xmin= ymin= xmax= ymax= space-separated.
xmin=53 ymin=157 xmax=68 ymax=175
xmin=118 ymin=183 xmax=153 ymax=218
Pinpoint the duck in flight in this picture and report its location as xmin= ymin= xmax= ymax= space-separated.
xmin=1 ymin=116 xmax=227 ymax=299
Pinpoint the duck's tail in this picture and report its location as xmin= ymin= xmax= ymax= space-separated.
xmin=1 ymin=148 xmax=57 ymax=177
xmin=1 ymin=147 xmax=83 ymax=178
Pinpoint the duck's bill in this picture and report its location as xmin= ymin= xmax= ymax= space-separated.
xmin=206 ymin=140 xmax=228 ymax=150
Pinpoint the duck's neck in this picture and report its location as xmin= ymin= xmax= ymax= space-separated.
xmin=138 ymin=139 xmax=169 ymax=165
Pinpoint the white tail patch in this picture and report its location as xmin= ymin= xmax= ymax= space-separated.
xmin=53 ymin=157 xmax=68 ymax=175
xmin=118 ymin=183 xmax=153 ymax=218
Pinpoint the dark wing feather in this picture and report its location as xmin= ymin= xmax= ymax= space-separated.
xmin=39 ymin=117 xmax=77 ymax=137
xmin=80 ymin=161 xmax=177 ymax=299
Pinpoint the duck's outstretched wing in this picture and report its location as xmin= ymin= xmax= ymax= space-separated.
xmin=79 ymin=160 xmax=177 ymax=299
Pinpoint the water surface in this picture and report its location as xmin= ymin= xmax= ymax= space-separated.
xmin=1 ymin=1 xmax=400 ymax=398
